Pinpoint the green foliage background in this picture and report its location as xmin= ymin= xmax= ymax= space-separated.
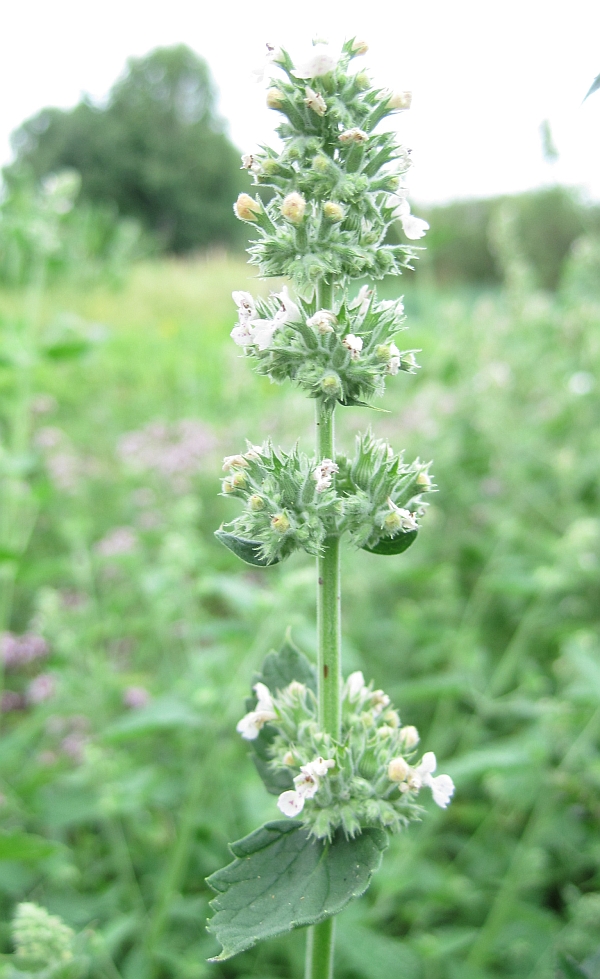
xmin=1 ymin=220 xmax=600 ymax=978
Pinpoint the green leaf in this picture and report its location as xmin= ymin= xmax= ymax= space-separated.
xmin=42 ymin=340 xmax=92 ymax=360
xmin=254 ymin=633 xmax=317 ymax=696
xmin=214 ymin=529 xmax=280 ymax=567
xmin=0 ymin=546 xmax=20 ymax=564
xmin=362 ymin=530 xmax=417 ymax=555
xmin=558 ymin=954 xmax=592 ymax=979
xmin=206 ymin=820 xmax=388 ymax=961
xmin=0 ymin=831 xmax=61 ymax=862
xmin=246 ymin=635 xmax=317 ymax=795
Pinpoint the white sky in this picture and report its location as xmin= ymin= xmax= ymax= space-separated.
xmin=1 ymin=0 xmax=599 ymax=205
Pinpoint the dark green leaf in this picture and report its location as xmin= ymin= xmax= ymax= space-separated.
xmin=254 ymin=634 xmax=317 ymax=696
xmin=206 ymin=820 xmax=388 ymax=961
xmin=0 ymin=832 xmax=61 ymax=863
xmin=246 ymin=636 xmax=317 ymax=795
xmin=362 ymin=530 xmax=417 ymax=555
xmin=583 ymin=73 xmax=600 ymax=101
xmin=0 ymin=546 xmax=20 ymax=564
xmin=214 ymin=530 xmax=280 ymax=567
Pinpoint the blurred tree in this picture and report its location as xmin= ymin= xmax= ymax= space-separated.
xmin=2 ymin=46 xmax=249 ymax=253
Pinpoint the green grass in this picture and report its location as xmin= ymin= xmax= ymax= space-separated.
xmin=1 ymin=253 xmax=600 ymax=979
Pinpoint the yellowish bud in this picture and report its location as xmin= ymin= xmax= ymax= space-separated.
xmin=283 ymin=751 xmax=296 ymax=766
xmin=417 ymin=471 xmax=433 ymax=490
xmin=312 ymin=154 xmax=329 ymax=173
xmin=383 ymin=511 xmax=404 ymax=534
xmin=266 ymin=88 xmax=284 ymax=109
xmin=321 ymin=373 xmax=342 ymax=397
xmin=355 ymin=71 xmax=370 ymax=90
xmin=222 ymin=477 xmax=235 ymax=494
xmin=351 ymin=39 xmax=369 ymax=55
xmin=281 ymin=192 xmax=306 ymax=224
xmin=271 ymin=512 xmax=290 ymax=533
xmin=383 ymin=709 xmax=400 ymax=728
xmin=388 ymin=756 xmax=410 ymax=782
xmin=375 ymin=344 xmax=391 ymax=362
xmin=400 ymin=724 xmax=420 ymax=748
xmin=249 ymin=494 xmax=265 ymax=511
xmin=323 ymin=201 xmax=345 ymax=222
xmin=232 ymin=471 xmax=247 ymax=489
xmin=234 ymin=193 xmax=262 ymax=222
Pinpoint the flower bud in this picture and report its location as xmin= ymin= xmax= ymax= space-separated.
xmin=323 ymin=201 xmax=345 ymax=222
xmin=281 ymin=192 xmax=306 ymax=224
xmin=387 ymin=90 xmax=412 ymax=111
xmin=271 ymin=512 xmax=291 ymax=533
xmin=312 ymin=154 xmax=330 ymax=173
xmin=320 ymin=373 xmax=342 ymax=397
xmin=222 ymin=477 xmax=236 ymax=494
xmin=249 ymin=494 xmax=265 ymax=511
xmin=388 ymin=756 xmax=410 ymax=782
xmin=234 ymin=193 xmax=262 ymax=222
xmin=375 ymin=344 xmax=391 ymax=362
xmin=355 ymin=71 xmax=370 ymax=90
xmin=383 ymin=709 xmax=400 ymax=728
xmin=231 ymin=471 xmax=247 ymax=489
xmin=400 ymin=724 xmax=420 ymax=748
xmin=351 ymin=39 xmax=369 ymax=55
xmin=283 ymin=751 xmax=296 ymax=765
xmin=307 ymin=310 xmax=337 ymax=333
xmin=222 ymin=454 xmax=248 ymax=470
xmin=417 ymin=471 xmax=433 ymax=491
xmin=266 ymin=88 xmax=285 ymax=109
xmin=339 ymin=128 xmax=369 ymax=144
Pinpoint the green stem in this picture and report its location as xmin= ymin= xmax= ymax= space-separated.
xmin=306 ymin=397 xmax=341 ymax=979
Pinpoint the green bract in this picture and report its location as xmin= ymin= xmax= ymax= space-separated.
xmin=218 ymin=433 xmax=432 ymax=563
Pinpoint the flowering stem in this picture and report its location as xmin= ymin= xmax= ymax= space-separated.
xmin=307 ymin=396 xmax=341 ymax=979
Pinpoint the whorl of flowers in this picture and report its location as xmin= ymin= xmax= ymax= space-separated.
xmin=219 ymin=433 xmax=433 ymax=563
xmin=236 ymin=669 xmax=454 ymax=840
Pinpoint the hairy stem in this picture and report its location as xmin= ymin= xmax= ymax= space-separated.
xmin=306 ymin=386 xmax=341 ymax=979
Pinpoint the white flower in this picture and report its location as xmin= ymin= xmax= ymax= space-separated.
xmin=304 ymin=87 xmax=327 ymax=116
xmin=222 ymin=454 xmax=249 ymax=470
xmin=241 ymin=153 xmax=261 ymax=173
xmin=236 ymin=681 xmax=277 ymax=740
xmin=275 ymin=285 xmax=301 ymax=324
xmin=413 ymin=752 xmax=455 ymax=808
xmin=230 ymin=320 xmax=255 ymax=347
xmin=348 ymin=285 xmax=372 ymax=315
xmin=313 ymin=458 xmax=339 ymax=492
xmin=389 ymin=195 xmax=429 ymax=240
xmin=277 ymin=756 xmax=334 ymax=817
xmin=277 ymin=790 xmax=305 ymax=816
xmin=401 ymin=213 xmax=430 ymax=240
xmin=250 ymin=318 xmax=280 ymax=351
xmin=388 ymin=342 xmax=401 ymax=375
xmin=370 ymin=690 xmax=391 ymax=716
xmin=346 ymin=670 xmax=365 ymax=700
xmin=252 ymin=42 xmax=284 ymax=83
xmin=307 ymin=309 xmax=336 ymax=334
xmin=293 ymin=45 xmax=337 ymax=79
xmin=232 ymin=291 xmax=256 ymax=322
xmin=343 ymin=334 xmax=363 ymax=360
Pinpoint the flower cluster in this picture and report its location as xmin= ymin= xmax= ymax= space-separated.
xmin=218 ymin=432 xmax=433 ymax=563
xmin=230 ymin=284 xmax=418 ymax=407
xmin=235 ymin=39 xmax=428 ymax=293
xmin=236 ymin=669 xmax=454 ymax=840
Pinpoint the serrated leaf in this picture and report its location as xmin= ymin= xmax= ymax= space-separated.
xmin=0 ymin=831 xmax=61 ymax=862
xmin=246 ymin=636 xmax=317 ymax=795
xmin=206 ymin=820 xmax=388 ymax=961
xmin=362 ymin=530 xmax=417 ymax=555
xmin=214 ymin=529 xmax=280 ymax=567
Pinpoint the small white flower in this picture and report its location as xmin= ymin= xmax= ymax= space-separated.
xmin=306 ymin=756 xmax=335 ymax=777
xmin=230 ymin=321 xmax=255 ymax=347
xmin=251 ymin=318 xmax=280 ymax=351
xmin=313 ymin=458 xmax=339 ymax=493
xmin=388 ymin=342 xmax=401 ymax=375
xmin=346 ymin=670 xmax=365 ymax=700
xmin=348 ymin=285 xmax=372 ymax=315
xmin=401 ymin=213 xmax=430 ymax=240
xmin=277 ymin=790 xmax=305 ymax=816
xmin=304 ymin=87 xmax=327 ymax=116
xmin=252 ymin=42 xmax=284 ymax=83
xmin=241 ymin=153 xmax=261 ymax=173
xmin=294 ymin=46 xmax=337 ymax=79
xmin=343 ymin=334 xmax=363 ymax=360
xmin=370 ymin=690 xmax=391 ymax=716
xmin=275 ymin=285 xmax=301 ymax=324
xmin=236 ymin=682 xmax=276 ymax=740
xmin=236 ymin=708 xmax=277 ymax=740
xmin=413 ymin=751 xmax=455 ymax=808
xmin=222 ymin=454 xmax=249 ymax=470
xmin=307 ymin=310 xmax=336 ymax=334
xmin=232 ymin=291 xmax=256 ymax=322
xmin=294 ymin=769 xmax=320 ymax=799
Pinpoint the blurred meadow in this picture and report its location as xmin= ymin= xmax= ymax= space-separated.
xmin=1 ymin=38 xmax=600 ymax=979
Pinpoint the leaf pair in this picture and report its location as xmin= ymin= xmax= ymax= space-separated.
xmin=215 ymin=526 xmax=417 ymax=566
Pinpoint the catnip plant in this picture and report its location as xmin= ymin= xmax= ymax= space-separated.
xmin=207 ymin=38 xmax=454 ymax=978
